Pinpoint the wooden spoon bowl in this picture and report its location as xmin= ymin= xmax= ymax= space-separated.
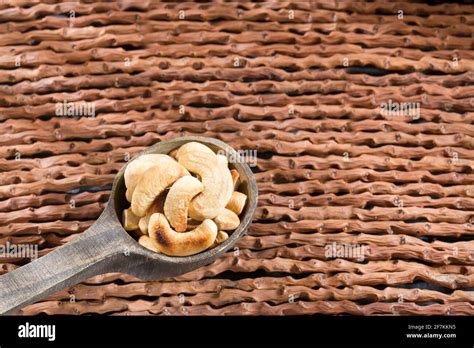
xmin=0 ymin=136 xmax=258 ymax=314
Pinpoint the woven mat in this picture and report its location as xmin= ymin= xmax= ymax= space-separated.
xmin=0 ymin=1 xmax=473 ymax=315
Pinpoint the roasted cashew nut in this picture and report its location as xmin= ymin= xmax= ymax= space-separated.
xmin=125 ymin=154 xmax=168 ymax=202
xmin=131 ymin=164 xmax=188 ymax=217
xmin=211 ymin=231 xmax=229 ymax=248
xmin=139 ymin=215 xmax=151 ymax=235
xmin=213 ymin=208 xmax=240 ymax=230
xmin=168 ymin=148 xmax=178 ymax=159
xmin=230 ymin=169 xmax=240 ymax=190
xmin=148 ymin=213 xmax=218 ymax=256
xmin=164 ymin=176 xmax=204 ymax=232
xmin=124 ymin=154 xmax=189 ymax=202
xmin=138 ymin=235 xmax=159 ymax=252
xmin=122 ymin=208 xmax=140 ymax=231
xmin=176 ymin=142 xmax=233 ymax=220
xmin=137 ymin=192 xmax=166 ymax=235
xmin=123 ymin=142 xmax=246 ymax=257
xmin=226 ymin=191 xmax=247 ymax=215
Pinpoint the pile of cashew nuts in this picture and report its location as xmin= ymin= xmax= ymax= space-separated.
xmin=121 ymin=142 xmax=247 ymax=256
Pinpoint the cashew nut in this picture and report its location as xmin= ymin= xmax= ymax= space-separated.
xmin=122 ymin=208 xmax=140 ymax=231
xmin=138 ymin=235 xmax=159 ymax=252
xmin=131 ymin=164 xmax=188 ymax=217
xmin=148 ymin=213 xmax=218 ymax=256
xmin=226 ymin=191 xmax=247 ymax=215
xmin=211 ymin=231 xmax=229 ymax=248
xmin=138 ymin=191 xmax=167 ymax=235
xmin=139 ymin=215 xmax=151 ymax=235
xmin=164 ymin=176 xmax=204 ymax=232
xmin=124 ymin=154 xmax=188 ymax=202
xmin=230 ymin=169 xmax=240 ymax=190
xmin=213 ymin=208 xmax=240 ymax=230
xmin=168 ymin=148 xmax=178 ymax=159
xmin=123 ymin=141 xmax=247 ymax=257
xmin=176 ymin=142 xmax=233 ymax=220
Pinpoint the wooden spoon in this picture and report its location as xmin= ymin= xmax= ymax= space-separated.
xmin=0 ymin=136 xmax=258 ymax=314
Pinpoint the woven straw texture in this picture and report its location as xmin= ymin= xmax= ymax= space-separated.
xmin=0 ymin=1 xmax=473 ymax=315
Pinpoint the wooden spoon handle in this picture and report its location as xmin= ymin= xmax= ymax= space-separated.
xmin=0 ymin=214 xmax=130 ymax=315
